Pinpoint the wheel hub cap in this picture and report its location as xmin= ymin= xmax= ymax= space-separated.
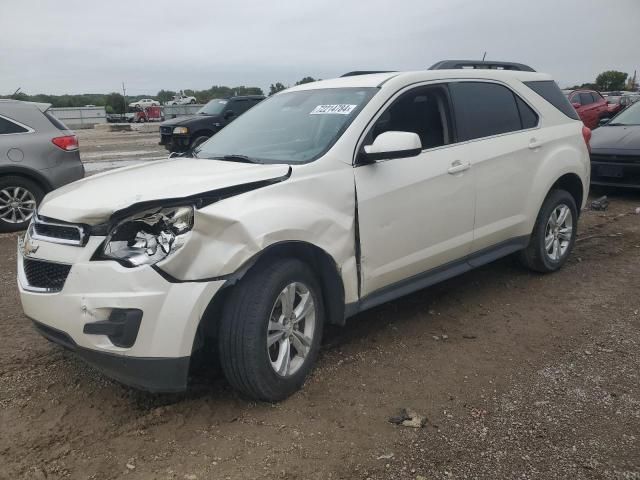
xmin=544 ymin=204 xmax=573 ymax=261
xmin=0 ymin=187 xmax=37 ymax=224
xmin=267 ymin=282 xmax=316 ymax=377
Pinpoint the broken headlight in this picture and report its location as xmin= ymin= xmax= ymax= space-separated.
xmin=100 ymin=205 xmax=194 ymax=267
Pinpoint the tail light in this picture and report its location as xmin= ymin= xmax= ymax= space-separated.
xmin=52 ymin=135 xmax=79 ymax=151
xmin=581 ymin=126 xmax=592 ymax=153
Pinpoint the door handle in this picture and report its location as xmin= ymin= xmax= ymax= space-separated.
xmin=447 ymin=160 xmax=470 ymax=174
xmin=528 ymin=138 xmax=544 ymax=150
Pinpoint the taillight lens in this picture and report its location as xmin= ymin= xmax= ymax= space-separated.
xmin=52 ymin=135 xmax=79 ymax=151
xmin=581 ymin=126 xmax=592 ymax=153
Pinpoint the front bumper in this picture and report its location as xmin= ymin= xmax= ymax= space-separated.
xmin=590 ymin=154 xmax=640 ymax=188
xmin=18 ymin=235 xmax=224 ymax=392
xmin=159 ymin=134 xmax=191 ymax=152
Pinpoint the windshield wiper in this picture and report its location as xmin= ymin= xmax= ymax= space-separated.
xmin=210 ymin=154 xmax=258 ymax=164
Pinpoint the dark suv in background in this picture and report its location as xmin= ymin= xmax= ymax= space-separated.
xmin=0 ymin=100 xmax=84 ymax=232
xmin=159 ymin=95 xmax=264 ymax=152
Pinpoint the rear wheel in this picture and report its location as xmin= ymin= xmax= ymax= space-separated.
xmin=218 ymin=258 xmax=324 ymax=401
xmin=519 ymin=189 xmax=578 ymax=273
xmin=0 ymin=176 xmax=44 ymax=233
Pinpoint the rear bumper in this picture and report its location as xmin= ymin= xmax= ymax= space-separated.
xmin=32 ymin=320 xmax=190 ymax=392
xmin=46 ymin=155 xmax=85 ymax=189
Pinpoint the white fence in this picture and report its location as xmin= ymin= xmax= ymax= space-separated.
xmin=49 ymin=106 xmax=107 ymax=129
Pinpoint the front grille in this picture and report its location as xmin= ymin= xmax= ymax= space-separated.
xmin=33 ymin=222 xmax=81 ymax=242
xmin=23 ymin=258 xmax=71 ymax=292
xmin=30 ymin=215 xmax=87 ymax=246
xmin=591 ymin=154 xmax=640 ymax=165
xmin=160 ymin=126 xmax=173 ymax=134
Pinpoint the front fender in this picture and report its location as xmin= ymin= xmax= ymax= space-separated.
xmin=157 ymin=165 xmax=359 ymax=302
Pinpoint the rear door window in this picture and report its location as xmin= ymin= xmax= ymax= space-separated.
xmin=449 ymin=82 xmax=524 ymax=141
xmin=579 ymin=93 xmax=594 ymax=105
xmin=0 ymin=116 xmax=29 ymax=134
xmin=515 ymin=96 xmax=539 ymax=129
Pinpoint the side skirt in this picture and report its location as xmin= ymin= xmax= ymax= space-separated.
xmin=344 ymin=235 xmax=529 ymax=318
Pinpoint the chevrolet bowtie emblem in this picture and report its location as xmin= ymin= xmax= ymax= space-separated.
xmin=22 ymin=235 xmax=39 ymax=256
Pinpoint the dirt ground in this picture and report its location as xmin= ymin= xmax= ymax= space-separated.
xmin=1 ymin=130 xmax=639 ymax=479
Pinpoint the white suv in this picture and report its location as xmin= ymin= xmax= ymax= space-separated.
xmin=18 ymin=61 xmax=590 ymax=401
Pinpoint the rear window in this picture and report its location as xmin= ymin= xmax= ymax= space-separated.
xmin=43 ymin=110 xmax=70 ymax=131
xmin=524 ymin=80 xmax=580 ymax=120
xmin=0 ymin=116 xmax=29 ymax=134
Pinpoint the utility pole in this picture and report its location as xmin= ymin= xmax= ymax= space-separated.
xmin=122 ymin=82 xmax=127 ymax=115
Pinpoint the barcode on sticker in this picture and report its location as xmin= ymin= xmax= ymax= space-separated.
xmin=310 ymin=104 xmax=357 ymax=115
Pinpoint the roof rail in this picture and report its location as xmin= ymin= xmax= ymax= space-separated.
xmin=428 ymin=60 xmax=535 ymax=72
xmin=340 ymin=71 xmax=396 ymax=77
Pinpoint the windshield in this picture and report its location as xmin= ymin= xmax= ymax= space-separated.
xmin=197 ymin=99 xmax=228 ymax=115
xmin=195 ymin=87 xmax=377 ymax=164
xmin=608 ymin=101 xmax=640 ymax=126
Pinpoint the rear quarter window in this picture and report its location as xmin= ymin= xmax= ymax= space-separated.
xmin=0 ymin=116 xmax=29 ymax=134
xmin=524 ymin=80 xmax=580 ymax=120
xmin=43 ymin=110 xmax=70 ymax=131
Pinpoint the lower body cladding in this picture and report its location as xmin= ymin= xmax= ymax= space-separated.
xmin=590 ymin=154 xmax=640 ymax=188
xmin=17 ymin=239 xmax=224 ymax=392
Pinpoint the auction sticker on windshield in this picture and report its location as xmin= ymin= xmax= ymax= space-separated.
xmin=310 ymin=104 xmax=357 ymax=115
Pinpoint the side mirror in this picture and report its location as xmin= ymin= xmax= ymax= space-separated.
xmin=224 ymin=110 xmax=235 ymax=120
xmin=361 ymin=131 xmax=422 ymax=163
xmin=599 ymin=117 xmax=610 ymax=126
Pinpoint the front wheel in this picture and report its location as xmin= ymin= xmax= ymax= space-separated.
xmin=218 ymin=258 xmax=324 ymax=401
xmin=519 ymin=189 xmax=578 ymax=273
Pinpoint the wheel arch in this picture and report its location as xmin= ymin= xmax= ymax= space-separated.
xmin=0 ymin=165 xmax=53 ymax=193
xmin=549 ymin=172 xmax=585 ymax=215
xmin=194 ymin=240 xmax=346 ymax=354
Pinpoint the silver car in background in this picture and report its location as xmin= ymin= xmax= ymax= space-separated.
xmin=0 ymin=100 xmax=84 ymax=232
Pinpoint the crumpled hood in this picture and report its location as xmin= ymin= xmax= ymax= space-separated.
xmin=39 ymin=159 xmax=290 ymax=224
xmin=591 ymin=125 xmax=640 ymax=153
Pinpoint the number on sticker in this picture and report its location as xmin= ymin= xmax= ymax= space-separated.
xmin=310 ymin=104 xmax=357 ymax=115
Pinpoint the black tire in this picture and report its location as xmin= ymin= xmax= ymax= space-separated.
xmin=0 ymin=176 xmax=44 ymax=233
xmin=218 ymin=258 xmax=325 ymax=401
xmin=519 ymin=189 xmax=578 ymax=273
xmin=190 ymin=136 xmax=210 ymax=149
xmin=190 ymin=99 xmax=196 ymax=104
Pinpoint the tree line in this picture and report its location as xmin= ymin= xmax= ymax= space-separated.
xmin=1 ymin=77 xmax=319 ymax=113
xmin=567 ymin=70 xmax=638 ymax=92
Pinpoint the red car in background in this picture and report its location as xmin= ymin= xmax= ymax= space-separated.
xmin=563 ymin=89 xmax=608 ymax=129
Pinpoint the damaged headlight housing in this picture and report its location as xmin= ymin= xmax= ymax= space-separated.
xmin=100 ymin=205 xmax=194 ymax=267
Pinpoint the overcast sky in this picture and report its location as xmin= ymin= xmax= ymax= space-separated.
xmin=1 ymin=0 xmax=638 ymax=96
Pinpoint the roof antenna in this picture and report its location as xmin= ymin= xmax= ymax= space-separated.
xmin=481 ymin=52 xmax=487 ymax=61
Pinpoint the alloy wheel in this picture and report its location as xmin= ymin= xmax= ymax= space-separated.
xmin=0 ymin=187 xmax=37 ymax=224
xmin=267 ymin=282 xmax=316 ymax=377
xmin=544 ymin=203 xmax=573 ymax=261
